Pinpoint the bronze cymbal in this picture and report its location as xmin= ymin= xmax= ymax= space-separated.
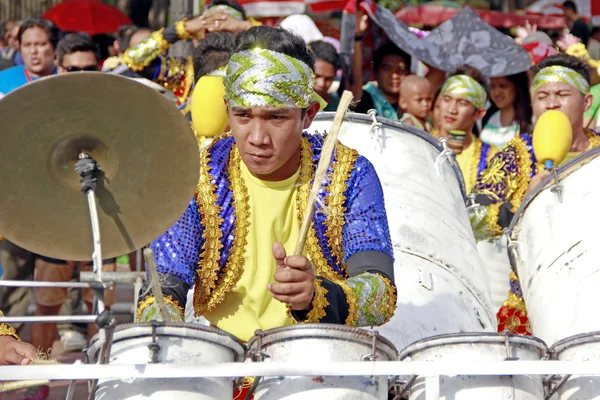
xmin=0 ymin=72 xmax=199 ymax=261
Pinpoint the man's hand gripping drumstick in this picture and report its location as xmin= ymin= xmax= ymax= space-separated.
xmin=268 ymin=91 xmax=354 ymax=311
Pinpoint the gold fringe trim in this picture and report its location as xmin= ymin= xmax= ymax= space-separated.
xmin=287 ymin=277 xmax=330 ymax=323
xmin=194 ymin=141 xmax=225 ymax=315
xmin=174 ymin=18 xmax=192 ymax=40
xmin=122 ymin=29 xmax=170 ymax=72
xmin=586 ymin=128 xmax=600 ymax=148
xmin=336 ymin=279 xmax=359 ymax=326
xmin=509 ymin=136 xmax=533 ymax=213
xmin=323 ymin=142 xmax=357 ymax=270
xmin=179 ymin=56 xmax=195 ymax=106
xmin=485 ymin=202 xmax=503 ymax=236
xmin=136 ymin=295 xmax=184 ymax=322
xmin=202 ymin=146 xmax=250 ymax=314
xmin=0 ymin=311 xmax=19 ymax=340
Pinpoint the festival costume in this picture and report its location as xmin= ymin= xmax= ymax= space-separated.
xmin=401 ymin=113 xmax=432 ymax=132
xmin=471 ymin=65 xmax=600 ymax=335
xmin=137 ymin=47 xmax=397 ymax=343
xmin=0 ymin=310 xmax=19 ymax=340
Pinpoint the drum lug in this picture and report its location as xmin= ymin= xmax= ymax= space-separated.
xmin=435 ymin=138 xmax=454 ymax=179
xmin=549 ymin=167 xmax=563 ymax=203
xmin=505 ymin=230 xmax=521 ymax=275
xmin=544 ymin=374 xmax=571 ymax=400
xmin=250 ymin=329 xmax=271 ymax=362
xmin=502 ymin=332 xmax=519 ymax=361
xmin=361 ymin=330 xmax=380 ymax=361
xmin=367 ymin=109 xmax=383 ymax=151
xmin=148 ymin=320 xmax=162 ymax=364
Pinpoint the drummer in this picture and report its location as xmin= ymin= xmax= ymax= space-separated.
xmin=432 ymin=65 xmax=498 ymax=194
xmin=471 ymin=53 xmax=599 ymax=334
xmin=0 ymin=311 xmax=37 ymax=365
xmin=137 ymin=26 xmax=397 ymax=342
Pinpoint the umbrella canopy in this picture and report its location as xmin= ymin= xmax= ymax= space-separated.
xmin=42 ymin=0 xmax=132 ymax=36
xmin=396 ymin=2 xmax=566 ymax=29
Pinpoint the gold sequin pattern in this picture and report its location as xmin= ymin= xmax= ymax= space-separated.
xmin=194 ymin=142 xmax=225 ymax=315
xmin=336 ymin=278 xmax=359 ymax=326
xmin=122 ymin=29 xmax=170 ymax=72
xmin=136 ymin=295 xmax=185 ymax=322
xmin=378 ymin=273 xmax=398 ymax=325
xmin=0 ymin=311 xmax=20 ymax=340
xmin=323 ymin=143 xmax=358 ymax=269
xmin=509 ymin=136 xmax=534 ymax=212
xmin=174 ymin=18 xmax=192 ymax=40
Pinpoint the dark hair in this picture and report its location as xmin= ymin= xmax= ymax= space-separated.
xmin=373 ymin=42 xmax=411 ymax=72
xmin=56 ymin=33 xmax=100 ymax=65
xmin=532 ymin=52 xmax=591 ymax=84
xmin=115 ymin=24 xmax=139 ymax=52
xmin=209 ymin=0 xmax=247 ymax=20
xmin=308 ymin=40 xmax=341 ymax=71
xmin=562 ymin=0 xmax=577 ymax=12
xmin=0 ymin=23 xmax=6 ymax=39
xmin=235 ymin=26 xmax=315 ymax=71
xmin=591 ymin=26 xmax=600 ymax=36
xmin=193 ymin=31 xmax=236 ymax=80
xmin=483 ymin=72 xmax=532 ymax=135
xmin=18 ymin=18 xmax=61 ymax=49
xmin=450 ymin=64 xmax=490 ymax=97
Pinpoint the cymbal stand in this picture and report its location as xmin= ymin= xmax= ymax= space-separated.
xmin=76 ymin=152 xmax=105 ymax=314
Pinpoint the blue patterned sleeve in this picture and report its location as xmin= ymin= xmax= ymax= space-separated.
xmin=150 ymin=198 xmax=203 ymax=286
xmin=342 ymin=156 xmax=394 ymax=261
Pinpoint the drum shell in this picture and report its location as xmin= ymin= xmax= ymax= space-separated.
xmin=309 ymin=113 xmax=495 ymax=350
xmin=247 ymin=324 xmax=398 ymax=400
xmin=87 ymin=323 xmax=244 ymax=400
xmin=551 ymin=332 xmax=600 ymax=400
xmin=399 ymin=333 xmax=547 ymax=400
xmin=509 ymin=150 xmax=600 ymax=346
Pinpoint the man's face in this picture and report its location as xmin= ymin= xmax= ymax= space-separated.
xmin=20 ymin=27 xmax=55 ymax=76
xmin=313 ymin=58 xmax=336 ymax=97
xmin=533 ymin=81 xmax=592 ymax=129
xmin=6 ymin=25 xmax=20 ymax=50
xmin=376 ymin=54 xmax=409 ymax=97
xmin=57 ymin=51 xmax=99 ymax=74
xmin=439 ymin=92 xmax=483 ymax=133
xmin=228 ymin=103 xmax=319 ymax=181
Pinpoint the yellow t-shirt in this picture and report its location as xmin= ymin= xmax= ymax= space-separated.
xmin=203 ymin=161 xmax=301 ymax=341
xmin=456 ymin=139 xmax=478 ymax=194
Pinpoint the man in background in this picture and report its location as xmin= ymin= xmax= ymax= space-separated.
xmin=563 ymin=0 xmax=590 ymax=46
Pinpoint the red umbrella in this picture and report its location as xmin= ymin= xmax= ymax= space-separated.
xmin=396 ymin=4 xmax=566 ymax=29
xmin=42 ymin=0 xmax=133 ymax=36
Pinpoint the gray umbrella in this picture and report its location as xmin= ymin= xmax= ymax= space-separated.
xmin=424 ymin=7 xmax=532 ymax=77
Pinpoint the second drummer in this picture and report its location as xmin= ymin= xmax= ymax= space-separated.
xmin=136 ymin=26 xmax=397 ymax=341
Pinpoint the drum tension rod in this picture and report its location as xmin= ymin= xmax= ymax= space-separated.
xmin=435 ymin=138 xmax=454 ymax=179
xmin=362 ymin=331 xmax=379 ymax=362
xmin=148 ymin=320 xmax=163 ymax=364
xmin=549 ymin=167 xmax=563 ymax=203
xmin=87 ymin=311 xmax=117 ymax=400
xmin=503 ymin=332 xmax=519 ymax=361
xmin=367 ymin=109 xmax=384 ymax=151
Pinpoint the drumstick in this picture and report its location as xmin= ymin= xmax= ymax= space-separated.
xmin=0 ymin=380 xmax=50 ymax=393
xmin=143 ymin=248 xmax=171 ymax=322
xmin=293 ymin=90 xmax=353 ymax=256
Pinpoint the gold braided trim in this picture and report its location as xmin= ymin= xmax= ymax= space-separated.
xmin=174 ymin=18 xmax=192 ymax=40
xmin=194 ymin=141 xmax=225 ymax=315
xmin=485 ymin=202 xmax=503 ymax=236
xmin=287 ymin=277 xmax=330 ymax=323
xmin=179 ymin=56 xmax=195 ymax=105
xmin=336 ymin=279 xmax=359 ymax=326
xmin=467 ymin=138 xmax=483 ymax=194
xmin=323 ymin=142 xmax=357 ymax=270
xmin=122 ymin=29 xmax=170 ymax=72
xmin=509 ymin=136 xmax=533 ymax=212
xmin=201 ymin=146 xmax=250 ymax=314
xmin=136 ymin=295 xmax=184 ymax=322
xmin=586 ymin=128 xmax=600 ymax=148
xmin=0 ymin=311 xmax=19 ymax=340
xmin=377 ymin=273 xmax=398 ymax=325
xmin=503 ymin=291 xmax=528 ymax=314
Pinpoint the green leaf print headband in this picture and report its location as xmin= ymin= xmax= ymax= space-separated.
xmin=532 ymin=65 xmax=590 ymax=95
xmin=440 ymin=74 xmax=487 ymax=110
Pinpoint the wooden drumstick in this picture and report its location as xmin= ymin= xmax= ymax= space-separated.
xmin=293 ymin=90 xmax=354 ymax=256
xmin=143 ymin=248 xmax=171 ymax=322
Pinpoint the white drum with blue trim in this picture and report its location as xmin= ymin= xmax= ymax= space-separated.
xmin=308 ymin=112 xmax=495 ymax=350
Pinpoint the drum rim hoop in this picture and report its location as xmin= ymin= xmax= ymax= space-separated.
xmin=312 ymin=111 xmax=468 ymax=202
xmin=87 ymin=322 xmax=245 ymax=359
xmin=551 ymin=331 xmax=600 ymax=355
xmin=508 ymin=146 xmax=600 ymax=238
xmin=247 ymin=323 xmax=398 ymax=360
xmin=398 ymin=332 xmax=548 ymax=360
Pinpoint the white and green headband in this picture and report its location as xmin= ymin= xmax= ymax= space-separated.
xmin=224 ymin=48 xmax=325 ymax=109
xmin=440 ymin=74 xmax=487 ymax=110
xmin=208 ymin=4 xmax=244 ymax=20
xmin=532 ymin=65 xmax=590 ymax=95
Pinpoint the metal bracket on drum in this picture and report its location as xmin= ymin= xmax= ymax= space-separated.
xmin=362 ymin=330 xmax=380 ymax=362
xmin=390 ymin=375 xmax=417 ymax=400
xmin=434 ymin=138 xmax=454 ymax=179
xmin=505 ymin=229 xmax=522 ymax=275
xmin=549 ymin=167 xmax=563 ymax=203
xmin=544 ymin=374 xmax=571 ymax=400
xmin=503 ymin=332 xmax=519 ymax=361
xmin=148 ymin=320 xmax=162 ymax=364
xmin=367 ymin=109 xmax=384 ymax=151
xmin=87 ymin=311 xmax=117 ymax=400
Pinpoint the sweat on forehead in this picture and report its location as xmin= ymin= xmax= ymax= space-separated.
xmin=400 ymin=75 xmax=431 ymax=95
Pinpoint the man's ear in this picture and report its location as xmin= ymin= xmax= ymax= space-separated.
xmin=303 ymin=101 xmax=321 ymax=130
xmin=475 ymin=107 xmax=487 ymax=121
xmin=583 ymin=93 xmax=593 ymax=113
